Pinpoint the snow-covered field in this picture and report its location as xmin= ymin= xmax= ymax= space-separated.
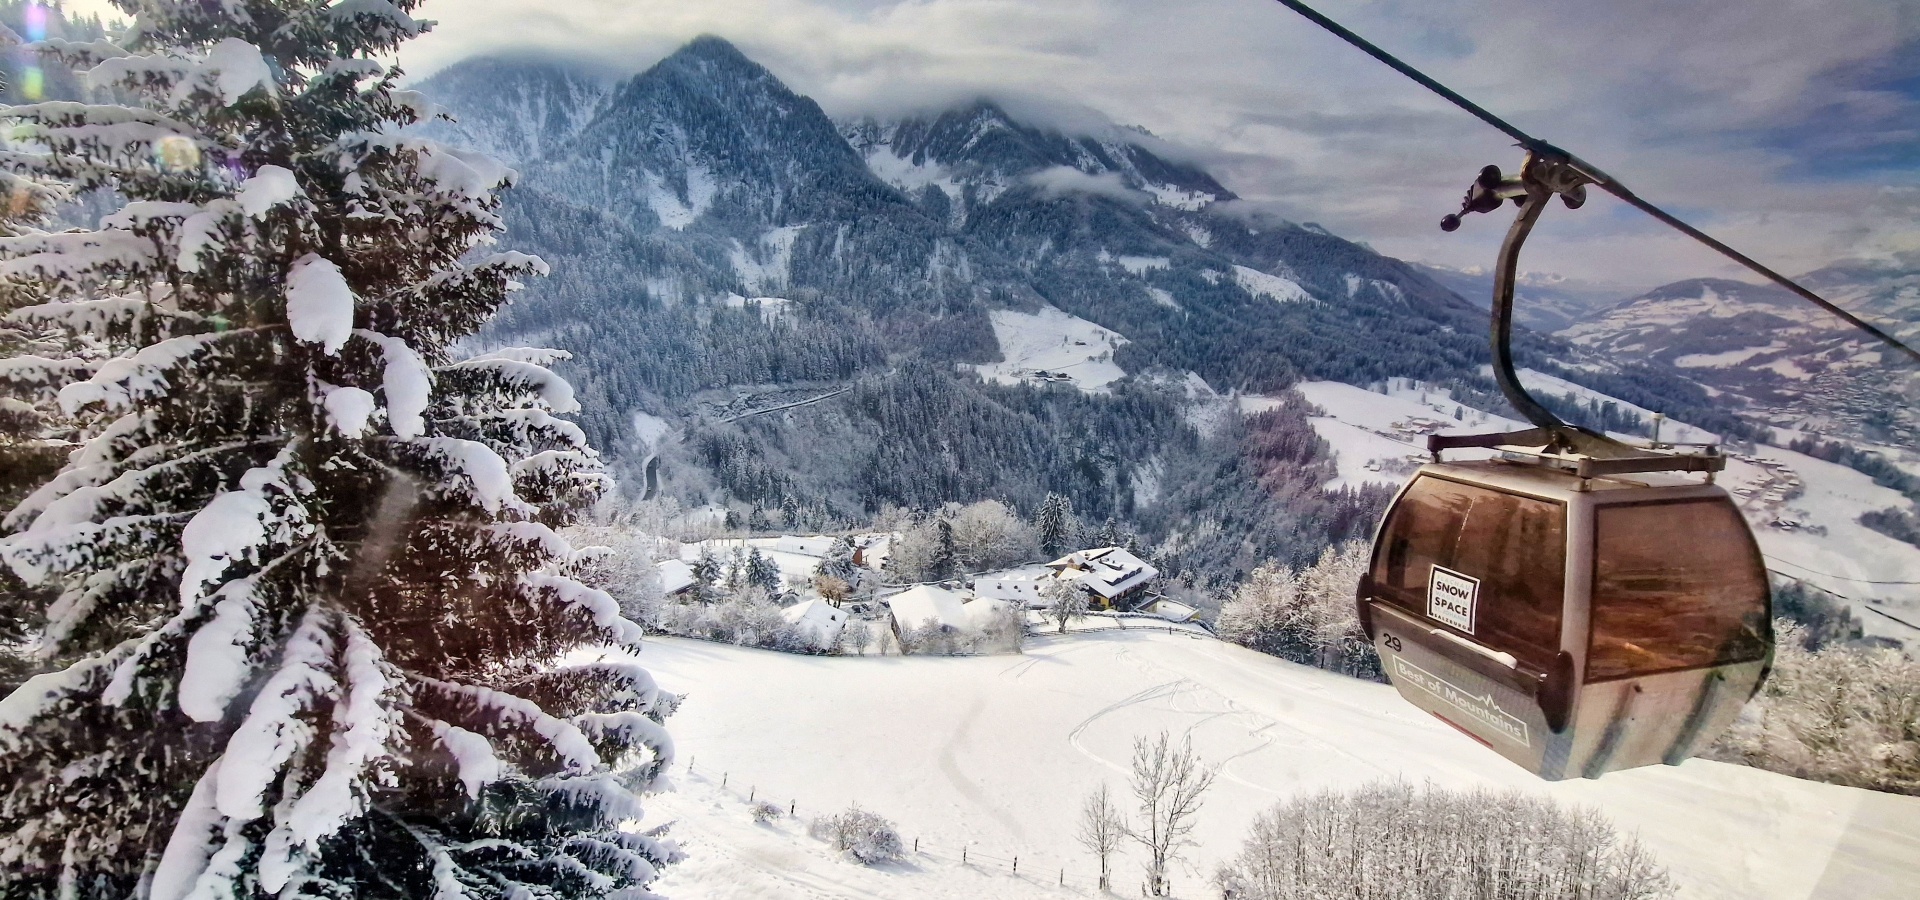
xmin=1727 ymin=445 xmax=1920 ymax=638
xmin=1231 ymin=265 xmax=1310 ymax=303
xmin=673 ymin=535 xmax=892 ymax=586
xmin=968 ymin=307 xmax=1128 ymax=393
xmin=634 ymin=631 xmax=1919 ymax=900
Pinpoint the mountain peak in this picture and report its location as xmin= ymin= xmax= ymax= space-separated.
xmin=657 ymin=34 xmax=767 ymax=79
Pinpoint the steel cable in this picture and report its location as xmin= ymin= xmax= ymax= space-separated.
xmin=1272 ymin=0 xmax=1920 ymax=366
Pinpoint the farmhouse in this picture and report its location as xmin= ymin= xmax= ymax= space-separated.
xmin=1045 ymin=547 xmax=1158 ymax=610
xmin=781 ymin=598 xmax=848 ymax=650
xmin=974 ymin=571 xmax=1053 ymax=607
xmin=885 ymin=584 xmax=970 ymax=638
xmin=656 ymin=559 xmax=696 ymax=597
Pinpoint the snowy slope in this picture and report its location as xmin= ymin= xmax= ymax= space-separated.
xmin=630 ymin=632 xmax=1920 ymax=900
xmin=1230 ymin=265 xmax=1310 ymax=303
xmin=1494 ymin=366 xmax=1721 ymax=443
xmin=1276 ymin=380 xmax=1523 ymax=489
xmin=968 ymin=307 xmax=1128 ymax=393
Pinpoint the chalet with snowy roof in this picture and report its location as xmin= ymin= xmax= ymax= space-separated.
xmin=974 ymin=571 xmax=1053 ymax=608
xmin=656 ymin=559 xmax=696 ymax=597
xmin=781 ymin=598 xmax=847 ymax=650
xmin=1045 ymin=547 xmax=1157 ymax=610
xmin=884 ymin=584 xmax=970 ymax=638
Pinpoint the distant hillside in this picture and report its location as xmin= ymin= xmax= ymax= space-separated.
xmin=1558 ymin=260 xmax=1920 ymax=444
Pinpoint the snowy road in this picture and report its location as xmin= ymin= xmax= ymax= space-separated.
xmin=633 ymin=632 xmax=1920 ymax=900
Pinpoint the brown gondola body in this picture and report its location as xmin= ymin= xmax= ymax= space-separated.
xmin=1360 ymin=460 xmax=1771 ymax=779
xmin=1357 ymin=151 xmax=1775 ymax=778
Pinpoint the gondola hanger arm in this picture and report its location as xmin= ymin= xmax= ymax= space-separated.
xmin=1270 ymin=0 xmax=1920 ymax=367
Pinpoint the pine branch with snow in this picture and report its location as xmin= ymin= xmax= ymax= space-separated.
xmin=0 ymin=3 xmax=676 ymax=897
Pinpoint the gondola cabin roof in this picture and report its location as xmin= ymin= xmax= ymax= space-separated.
xmin=1412 ymin=458 xmax=1723 ymax=505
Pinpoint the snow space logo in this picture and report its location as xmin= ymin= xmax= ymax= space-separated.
xmin=1427 ymin=566 xmax=1478 ymax=633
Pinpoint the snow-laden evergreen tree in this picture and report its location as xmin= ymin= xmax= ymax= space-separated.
xmin=0 ymin=3 xmax=679 ymax=897
xmin=742 ymin=548 xmax=780 ymax=594
xmin=1035 ymin=492 xmax=1071 ymax=559
xmin=929 ymin=517 xmax=957 ymax=580
xmin=0 ymin=148 xmax=70 ymax=692
xmin=815 ymin=536 xmax=857 ymax=583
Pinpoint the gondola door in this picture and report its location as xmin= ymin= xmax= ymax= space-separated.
xmin=1362 ymin=468 xmax=1580 ymax=777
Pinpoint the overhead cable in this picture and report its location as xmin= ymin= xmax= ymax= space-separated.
xmin=1271 ymin=0 xmax=1920 ymax=366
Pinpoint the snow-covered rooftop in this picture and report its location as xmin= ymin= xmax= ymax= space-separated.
xmin=887 ymin=584 xmax=971 ymax=632
xmin=1045 ymin=546 xmax=1156 ymax=599
xmin=780 ymin=598 xmax=846 ymax=649
xmin=975 ymin=571 xmax=1055 ymax=607
xmin=657 ymin=559 xmax=695 ymax=595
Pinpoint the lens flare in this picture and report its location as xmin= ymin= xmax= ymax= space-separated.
xmin=24 ymin=2 xmax=46 ymax=42
xmin=154 ymin=135 xmax=201 ymax=172
xmin=18 ymin=2 xmax=48 ymax=100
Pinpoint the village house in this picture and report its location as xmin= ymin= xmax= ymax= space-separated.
xmin=973 ymin=571 xmax=1053 ymax=608
xmin=1045 ymin=547 xmax=1158 ymax=610
xmin=884 ymin=584 xmax=970 ymax=639
xmin=781 ymin=598 xmax=848 ymax=650
xmin=657 ymin=559 xmax=696 ymax=597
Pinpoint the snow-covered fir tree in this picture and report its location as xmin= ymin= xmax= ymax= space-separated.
xmin=0 ymin=152 xmax=69 ymax=691
xmin=0 ymin=3 xmax=679 ymax=897
xmin=1035 ymin=492 xmax=1072 ymax=559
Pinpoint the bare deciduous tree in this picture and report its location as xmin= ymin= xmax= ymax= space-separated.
xmin=1127 ymin=730 xmax=1217 ymax=896
xmin=814 ymin=573 xmax=851 ymax=604
xmin=1077 ymin=783 xmax=1126 ymax=890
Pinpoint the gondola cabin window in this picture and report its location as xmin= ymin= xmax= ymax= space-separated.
xmin=1373 ymin=476 xmax=1566 ymax=670
xmin=1587 ymin=499 xmax=1770 ymax=681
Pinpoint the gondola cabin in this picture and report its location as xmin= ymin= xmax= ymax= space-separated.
xmin=1359 ymin=458 xmax=1771 ymax=780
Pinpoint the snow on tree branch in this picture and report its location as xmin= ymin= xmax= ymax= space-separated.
xmin=355 ymin=328 xmax=431 ymax=438
xmin=520 ymin=571 xmax=646 ymax=646
xmin=286 ymin=254 xmax=356 ymax=354
xmin=412 ymin=674 xmax=604 ymax=773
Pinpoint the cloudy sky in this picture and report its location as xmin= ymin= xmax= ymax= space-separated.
xmin=75 ymin=0 xmax=1920 ymax=291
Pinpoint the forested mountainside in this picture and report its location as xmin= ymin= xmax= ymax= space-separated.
xmin=1560 ymin=260 xmax=1920 ymax=446
xmin=403 ymin=35 xmax=1738 ymax=578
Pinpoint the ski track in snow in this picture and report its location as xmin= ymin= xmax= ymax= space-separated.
xmin=633 ymin=631 xmax=1920 ymax=900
